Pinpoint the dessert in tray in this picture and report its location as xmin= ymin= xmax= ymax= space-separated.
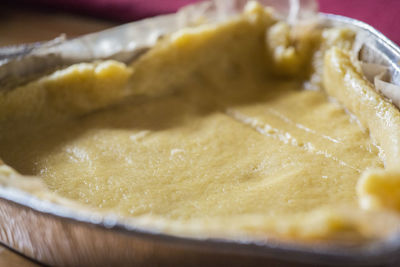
xmin=1 ymin=1 xmax=400 ymax=245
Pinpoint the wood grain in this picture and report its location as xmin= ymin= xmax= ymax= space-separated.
xmin=0 ymin=246 xmax=40 ymax=267
xmin=0 ymin=198 xmax=320 ymax=267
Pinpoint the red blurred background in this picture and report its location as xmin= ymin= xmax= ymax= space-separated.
xmin=3 ymin=0 xmax=400 ymax=45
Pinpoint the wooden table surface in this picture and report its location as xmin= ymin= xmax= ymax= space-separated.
xmin=0 ymin=6 xmax=117 ymax=266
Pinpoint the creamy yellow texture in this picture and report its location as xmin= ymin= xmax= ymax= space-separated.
xmin=1 ymin=2 xmax=400 ymax=242
xmin=1 ymin=77 xmax=382 ymax=219
xmin=323 ymin=48 xmax=400 ymax=211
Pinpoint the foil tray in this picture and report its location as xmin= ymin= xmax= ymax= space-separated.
xmin=1 ymin=1 xmax=400 ymax=266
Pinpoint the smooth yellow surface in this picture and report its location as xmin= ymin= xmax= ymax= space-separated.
xmin=0 ymin=2 xmax=399 ymax=242
xmin=323 ymin=47 xmax=400 ymax=211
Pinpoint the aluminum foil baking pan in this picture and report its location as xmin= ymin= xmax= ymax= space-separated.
xmin=1 ymin=1 xmax=400 ymax=266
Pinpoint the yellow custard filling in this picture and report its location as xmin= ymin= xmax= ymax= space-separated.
xmin=1 ymin=2 xmax=400 ymax=243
